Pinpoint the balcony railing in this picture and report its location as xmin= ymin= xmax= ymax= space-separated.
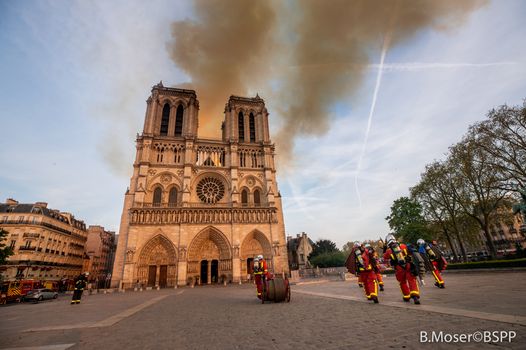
xmin=19 ymin=246 xmax=37 ymax=251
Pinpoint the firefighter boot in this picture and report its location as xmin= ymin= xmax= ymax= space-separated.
xmin=412 ymin=295 xmax=421 ymax=305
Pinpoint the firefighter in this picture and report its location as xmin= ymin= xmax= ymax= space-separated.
xmin=383 ymin=234 xmax=421 ymax=304
xmin=346 ymin=243 xmax=379 ymax=303
xmin=71 ymin=272 xmax=88 ymax=305
xmin=253 ymin=255 xmax=269 ymax=299
xmin=357 ymin=271 xmax=364 ymax=288
xmin=365 ymin=243 xmax=384 ymax=292
xmin=417 ymin=239 xmax=446 ymax=288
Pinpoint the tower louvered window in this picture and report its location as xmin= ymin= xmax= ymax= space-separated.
xmin=249 ymin=113 xmax=256 ymax=142
xmin=175 ymin=105 xmax=184 ymax=136
xmin=160 ymin=104 xmax=170 ymax=136
xmin=238 ymin=112 xmax=245 ymax=142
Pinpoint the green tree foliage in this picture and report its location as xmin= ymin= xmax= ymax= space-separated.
xmin=386 ymin=197 xmax=432 ymax=245
xmin=309 ymin=251 xmax=347 ymax=268
xmin=308 ymin=239 xmax=339 ymax=259
xmin=0 ymin=228 xmax=14 ymax=265
xmin=408 ymin=102 xmax=525 ymax=261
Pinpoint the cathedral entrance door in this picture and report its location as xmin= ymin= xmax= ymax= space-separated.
xmin=247 ymin=258 xmax=254 ymax=275
xmin=159 ymin=265 xmax=168 ymax=287
xmin=147 ymin=265 xmax=156 ymax=286
xmin=200 ymin=260 xmax=208 ymax=285
xmin=211 ymin=260 xmax=218 ymax=283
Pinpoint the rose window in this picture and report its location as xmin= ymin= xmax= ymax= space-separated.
xmin=196 ymin=177 xmax=225 ymax=204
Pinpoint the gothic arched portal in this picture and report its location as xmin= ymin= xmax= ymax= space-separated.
xmin=240 ymin=230 xmax=272 ymax=279
xmin=187 ymin=226 xmax=232 ymax=284
xmin=137 ymin=234 xmax=177 ymax=288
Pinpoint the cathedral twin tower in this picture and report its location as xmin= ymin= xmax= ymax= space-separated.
xmin=111 ymin=82 xmax=288 ymax=288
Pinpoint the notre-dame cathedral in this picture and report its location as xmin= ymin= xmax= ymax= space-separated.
xmin=111 ymin=82 xmax=289 ymax=288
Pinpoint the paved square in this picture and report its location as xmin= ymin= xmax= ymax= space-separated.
xmin=0 ymin=271 xmax=524 ymax=349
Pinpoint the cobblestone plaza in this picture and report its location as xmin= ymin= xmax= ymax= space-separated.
xmin=1 ymin=271 xmax=524 ymax=349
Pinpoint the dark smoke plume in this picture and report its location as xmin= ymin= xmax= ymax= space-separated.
xmin=168 ymin=0 xmax=488 ymax=164
xmin=168 ymin=0 xmax=277 ymax=137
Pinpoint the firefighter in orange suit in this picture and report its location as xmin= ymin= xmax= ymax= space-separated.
xmin=383 ymin=234 xmax=421 ymax=304
xmin=357 ymin=274 xmax=364 ymax=288
xmin=365 ymin=243 xmax=384 ymax=292
xmin=253 ymin=255 xmax=269 ymax=299
xmin=346 ymin=243 xmax=379 ymax=303
xmin=418 ymin=239 xmax=446 ymax=288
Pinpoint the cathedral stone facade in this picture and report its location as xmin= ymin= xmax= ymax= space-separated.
xmin=111 ymin=83 xmax=289 ymax=288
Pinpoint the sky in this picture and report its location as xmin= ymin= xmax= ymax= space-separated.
xmin=1 ymin=0 xmax=525 ymax=248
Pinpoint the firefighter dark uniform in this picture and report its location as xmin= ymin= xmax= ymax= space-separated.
xmin=253 ymin=256 xmax=269 ymax=299
xmin=71 ymin=273 xmax=87 ymax=304
xmin=383 ymin=237 xmax=420 ymax=304
xmin=418 ymin=239 xmax=446 ymax=288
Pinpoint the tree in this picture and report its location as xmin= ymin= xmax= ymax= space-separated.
xmin=308 ymin=239 xmax=339 ymax=260
xmin=309 ymin=251 xmax=347 ymax=268
xmin=385 ymin=197 xmax=432 ymax=244
xmin=469 ymin=102 xmax=526 ymax=189
xmin=0 ymin=228 xmax=14 ymax=265
xmin=411 ymin=161 xmax=473 ymax=262
xmin=448 ymin=136 xmax=513 ymax=259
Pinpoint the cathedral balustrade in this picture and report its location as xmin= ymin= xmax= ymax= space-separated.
xmin=129 ymin=207 xmax=278 ymax=225
xmin=238 ymin=147 xmax=264 ymax=168
xmin=195 ymin=144 xmax=227 ymax=167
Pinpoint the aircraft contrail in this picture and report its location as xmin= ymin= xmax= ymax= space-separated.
xmin=354 ymin=33 xmax=391 ymax=209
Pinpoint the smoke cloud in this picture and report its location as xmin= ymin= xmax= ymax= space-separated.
xmin=168 ymin=0 xmax=277 ymax=137
xmin=168 ymin=0 xmax=488 ymax=164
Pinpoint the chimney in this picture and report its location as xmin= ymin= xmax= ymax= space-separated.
xmin=6 ymin=198 xmax=18 ymax=205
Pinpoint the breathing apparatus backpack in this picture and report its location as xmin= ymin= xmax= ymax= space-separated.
xmin=355 ymin=248 xmax=365 ymax=270
xmin=390 ymin=242 xmax=407 ymax=266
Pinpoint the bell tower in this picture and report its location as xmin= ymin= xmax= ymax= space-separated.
xmin=222 ymin=94 xmax=270 ymax=143
xmin=142 ymin=81 xmax=199 ymax=138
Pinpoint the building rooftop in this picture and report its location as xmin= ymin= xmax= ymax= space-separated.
xmin=0 ymin=199 xmax=86 ymax=229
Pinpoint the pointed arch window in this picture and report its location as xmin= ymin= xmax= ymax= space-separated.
xmin=238 ymin=112 xmax=245 ymax=142
xmin=175 ymin=105 xmax=184 ymax=136
xmin=241 ymin=189 xmax=248 ymax=207
xmin=160 ymin=103 xmax=170 ymax=136
xmin=249 ymin=113 xmax=256 ymax=142
xmin=168 ymin=188 xmax=178 ymax=207
xmin=253 ymin=189 xmax=261 ymax=207
xmin=153 ymin=187 xmax=162 ymax=207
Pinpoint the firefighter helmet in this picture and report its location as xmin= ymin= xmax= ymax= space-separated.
xmin=257 ymin=255 xmax=264 ymax=260
xmin=417 ymin=238 xmax=425 ymax=246
xmin=385 ymin=234 xmax=396 ymax=245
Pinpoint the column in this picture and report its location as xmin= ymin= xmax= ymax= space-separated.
xmin=156 ymin=265 xmax=160 ymax=287
xmin=207 ymin=261 xmax=211 ymax=284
